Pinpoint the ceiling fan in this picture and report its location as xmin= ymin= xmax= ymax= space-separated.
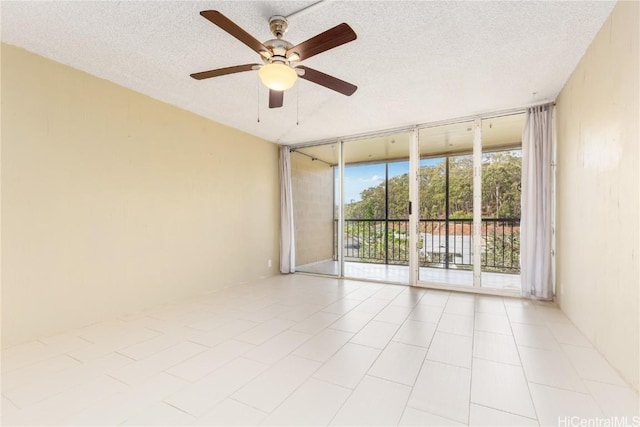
xmin=190 ymin=10 xmax=358 ymax=108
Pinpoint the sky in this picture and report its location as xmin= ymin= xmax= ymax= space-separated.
xmin=339 ymin=158 xmax=443 ymax=203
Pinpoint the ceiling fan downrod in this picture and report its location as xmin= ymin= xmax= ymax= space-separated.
xmin=269 ymin=15 xmax=289 ymax=38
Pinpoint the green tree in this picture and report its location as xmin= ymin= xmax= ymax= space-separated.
xmin=482 ymin=152 xmax=522 ymax=218
xmin=345 ymin=151 xmax=521 ymax=220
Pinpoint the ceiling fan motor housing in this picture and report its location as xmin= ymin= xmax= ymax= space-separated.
xmin=264 ymin=38 xmax=294 ymax=64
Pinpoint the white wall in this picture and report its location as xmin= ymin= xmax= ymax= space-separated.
xmin=1 ymin=44 xmax=280 ymax=347
xmin=555 ymin=1 xmax=639 ymax=389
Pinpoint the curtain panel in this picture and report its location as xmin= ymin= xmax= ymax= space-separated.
xmin=279 ymin=146 xmax=295 ymax=273
xmin=521 ymin=103 xmax=554 ymax=299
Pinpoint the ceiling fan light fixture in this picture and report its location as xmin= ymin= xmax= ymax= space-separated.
xmin=258 ymin=63 xmax=297 ymax=91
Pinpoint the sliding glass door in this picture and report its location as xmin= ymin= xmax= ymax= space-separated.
xmin=290 ymin=112 xmax=524 ymax=294
xmin=416 ymin=114 xmax=524 ymax=290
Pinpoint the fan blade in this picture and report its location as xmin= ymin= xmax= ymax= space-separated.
xmin=190 ymin=64 xmax=259 ymax=80
xmin=286 ymin=23 xmax=356 ymax=61
xmin=297 ymin=66 xmax=357 ymax=96
xmin=200 ymin=10 xmax=270 ymax=56
xmin=269 ymin=90 xmax=284 ymax=108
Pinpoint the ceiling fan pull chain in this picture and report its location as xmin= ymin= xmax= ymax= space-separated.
xmin=296 ymin=83 xmax=300 ymax=126
xmin=257 ymin=75 xmax=261 ymax=123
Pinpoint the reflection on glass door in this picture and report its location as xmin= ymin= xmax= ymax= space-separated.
xmin=291 ymin=143 xmax=339 ymax=276
xmin=342 ymin=133 xmax=410 ymax=283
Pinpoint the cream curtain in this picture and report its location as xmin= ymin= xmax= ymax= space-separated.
xmin=279 ymin=146 xmax=295 ymax=273
xmin=521 ymin=103 xmax=554 ymax=299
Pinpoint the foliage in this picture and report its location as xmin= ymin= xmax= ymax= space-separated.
xmin=343 ymin=220 xmax=410 ymax=265
xmin=483 ymin=229 xmax=520 ymax=272
xmin=345 ymin=151 xmax=522 ymax=220
xmin=342 ymin=151 xmax=522 ymax=273
xmin=481 ymin=152 xmax=522 ymax=218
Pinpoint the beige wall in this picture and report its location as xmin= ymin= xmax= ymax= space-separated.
xmin=291 ymin=151 xmax=335 ymax=266
xmin=555 ymin=1 xmax=639 ymax=389
xmin=1 ymin=44 xmax=280 ymax=347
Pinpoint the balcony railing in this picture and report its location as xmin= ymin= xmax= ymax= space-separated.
xmin=338 ymin=218 xmax=520 ymax=273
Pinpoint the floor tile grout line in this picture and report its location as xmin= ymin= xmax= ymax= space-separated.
xmin=472 ymin=352 xmax=522 ymax=367
xmin=64 ymin=353 xmax=87 ymax=364
xmin=397 ymin=291 xmax=450 ymax=425
xmin=365 ymin=372 xmax=420 ymax=389
xmin=506 ymin=299 xmax=541 ymax=423
xmin=433 ymin=328 xmax=475 ymax=339
xmin=290 ymin=334 xmax=355 ymax=365
xmin=113 ymin=351 xmax=138 ymax=362
xmin=162 ymin=400 xmax=193 ymax=415
xmin=557 ymin=341 xmax=631 ymax=389
xmin=325 ymin=298 xmax=412 ymax=427
xmin=389 ymin=337 xmax=433 ymax=351
xmin=526 ymin=379 xmax=592 ymax=396
xmin=1 ymin=394 xmax=22 ymax=410
xmin=308 ymin=370 xmax=359 ymax=392
xmin=403 ymin=403 xmax=465 ymax=426
xmin=579 ymin=377 xmax=640 ymax=390
xmin=552 ymin=344 xmax=629 ymax=408
xmin=260 ymin=374 xmax=352 ymax=425
xmin=235 ymin=352 xmax=341 ymax=422
xmin=464 ymin=295 xmax=479 ymax=425
xmin=471 ymin=401 xmax=540 ymax=422
xmin=161 ymin=355 xmax=268 ymax=417
xmin=325 ymin=372 xmax=391 ymax=426
xmin=222 ymin=396 xmax=269 ymax=419
xmin=3 ymin=350 xmax=86 ymax=377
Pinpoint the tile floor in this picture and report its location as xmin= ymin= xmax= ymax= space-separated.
xmin=1 ymin=274 xmax=638 ymax=426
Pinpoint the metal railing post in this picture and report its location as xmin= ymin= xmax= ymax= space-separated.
xmin=384 ymin=163 xmax=389 ymax=265
xmin=445 ymin=157 xmax=450 ymax=269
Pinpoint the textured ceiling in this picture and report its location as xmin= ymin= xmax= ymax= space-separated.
xmin=297 ymin=112 xmax=526 ymax=164
xmin=1 ymin=1 xmax=615 ymax=145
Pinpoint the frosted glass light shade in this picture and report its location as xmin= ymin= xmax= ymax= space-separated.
xmin=258 ymin=63 xmax=297 ymax=91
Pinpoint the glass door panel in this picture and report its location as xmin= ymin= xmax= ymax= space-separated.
xmin=343 ymin=162 xmax=386 ymax=265
xmin=418 ymin=122 xmax=475 ymax=287
xmin=291 ymin=143 xmax=339 ymax=276
xmin=480 ymin=114 xmax=525 ymax=291
xmin=342 ymin=133 xmax=410 ymax=284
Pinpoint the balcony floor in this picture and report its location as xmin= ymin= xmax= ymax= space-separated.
xmin=296 ymin=260 xmax=521 ymax=292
